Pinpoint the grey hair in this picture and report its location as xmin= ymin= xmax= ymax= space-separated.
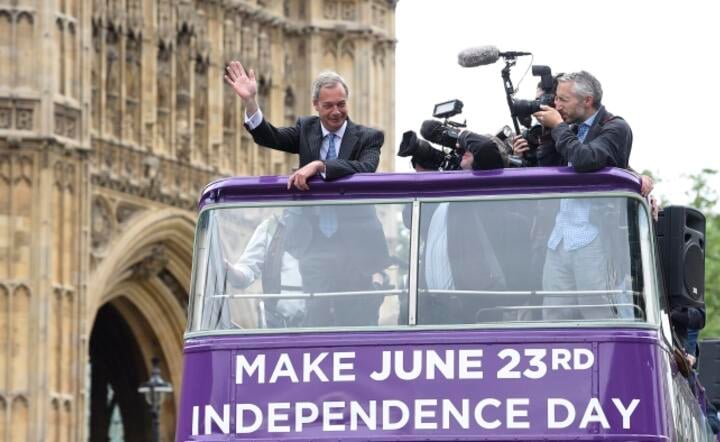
xmin=559 ymin=71 xmax=603 ymax=107
xmin=311 ymin=71 xmax=349 ymax=101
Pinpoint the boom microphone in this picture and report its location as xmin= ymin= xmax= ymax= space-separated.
xmin=457 ymin=45 xmax=532 ymax=67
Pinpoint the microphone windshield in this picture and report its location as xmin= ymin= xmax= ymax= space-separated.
xmin=457 ymin=45 xmax=500 ymax=67
xmin=420 ymin=120 xmax=444 ymax=142
xmin=420 ymin=120 xmax=456 ymax=149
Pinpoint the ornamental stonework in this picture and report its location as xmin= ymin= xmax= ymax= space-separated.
xmin=0 ymin=1 xmax=396 ymax=440
xmin=0 ymin=99 xmax=38 ymax=131
xmin=91 ymin=195 xmax=114 ymax=253
xmin=342 ymin=1 xmax=357 ymax=20
xmin=324 ymin=0 xmax=338 ymax=19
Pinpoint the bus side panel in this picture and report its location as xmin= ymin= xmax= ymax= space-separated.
xmin=176 ymin=346 xmax=234 ymax=440
xmin=598 ymin=339 xmax=669 ymax=437
xmin=662 ymin=346 xmax=716 ymax=442
xmin=177 ymin=329 xmax=674 ymax=441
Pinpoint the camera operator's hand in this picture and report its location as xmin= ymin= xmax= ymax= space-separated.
xmin=512 ymin=135 xmax=529 ymax=157
xmin=533 ymin=105 xmax=563 ymax=129
xmin=640 ymin=174 xmax=654 ymax=197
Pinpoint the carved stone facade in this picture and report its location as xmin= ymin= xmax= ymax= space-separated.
xmin=0 ymin=0 xmax=396 ymax=440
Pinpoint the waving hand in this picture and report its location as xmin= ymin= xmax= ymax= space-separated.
xmin=225 ymin=61 xmax=259 ymax=115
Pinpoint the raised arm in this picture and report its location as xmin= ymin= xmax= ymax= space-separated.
xmin=224 ymin=61 xmax=259 ymax=117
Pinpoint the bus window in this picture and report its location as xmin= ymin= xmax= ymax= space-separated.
xmin=188 ymin=202 xmax=412 ymax=332
xmin=416 ymin=196 xmax=650 ymax=325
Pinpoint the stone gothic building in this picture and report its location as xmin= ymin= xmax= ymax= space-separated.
xmin=0 ymin=0 xmax=396 ymax=440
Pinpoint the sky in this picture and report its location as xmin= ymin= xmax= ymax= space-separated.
xmin=394 ymin=0 xmax=720 ymax=205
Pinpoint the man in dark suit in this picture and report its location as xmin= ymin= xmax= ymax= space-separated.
xmin=283 ymin=204 xmax=392 ymax=326
xmin=224 ymin=61 xmax=384 ymax=190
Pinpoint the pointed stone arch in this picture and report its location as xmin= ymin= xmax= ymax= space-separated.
xmin=86 ymin=207 xmax=195 ymax=440
xmin=88 ymin=207 xmax=195 ymax=319
xmin=87 ymin=207 xmax=195 ymax=364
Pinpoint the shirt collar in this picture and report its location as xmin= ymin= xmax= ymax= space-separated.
xmin=581 ymin=109 xmax=600 ymax=128
xmin=320 ymin=120 xmax=348 ymax=139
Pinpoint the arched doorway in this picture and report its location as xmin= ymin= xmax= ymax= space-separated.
xmin=89 ymin=301 xmax=152 ymax=441
xmin=86 ymin=209 xmax=195 ymax=441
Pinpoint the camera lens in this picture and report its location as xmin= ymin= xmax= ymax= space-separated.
xmin=511 ymin=99 xmax=541 ymax=117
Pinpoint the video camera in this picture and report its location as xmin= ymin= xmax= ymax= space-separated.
xmin=398 ymin=131 xmax=462 ymax=171
xmin=398 ymin=99 xmax=508 ymax=171
xmin=398 ymin=99 xmax=467 ymax=171
xmin=509 ymin=65 xmax=560 ymax=166
xmin=426 ymin=99 xmax=468 ymax=149
xmin=510 ymin=65 xmax=556 ymax=119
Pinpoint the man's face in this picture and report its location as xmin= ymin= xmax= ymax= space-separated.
xmin=554 ymin=81 xmax=591 ymax=124
xmin=313 ymin=83 xmax=348 ymax=132
xmin=459 ymin=150 xmax=474 ymax=170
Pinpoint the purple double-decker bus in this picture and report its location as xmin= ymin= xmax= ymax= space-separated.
xmin=177 ymin=167 xmax=715 ymax=441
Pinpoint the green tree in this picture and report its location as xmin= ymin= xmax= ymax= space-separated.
xmin=684 ymin=169 xmax=720 ymax=338
xmin=704 ymin=214 xmax=720 ymax=338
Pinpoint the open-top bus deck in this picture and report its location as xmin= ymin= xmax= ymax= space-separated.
xmin=177 ymin=168 xmax=714 ymax=441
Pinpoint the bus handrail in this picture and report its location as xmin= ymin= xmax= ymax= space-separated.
xmin=212 ymin=289 xmax=406 ymax=299
xmin=210 ymin=288 xmax=641 ymax=299
xmin=475 ymin=303 xmax=646 ymax=319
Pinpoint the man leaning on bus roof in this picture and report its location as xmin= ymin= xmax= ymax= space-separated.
xmin=532 ymin=71 xmax=634 ymax=320
xmin=225 ymin=61 xmax=384 ymax=191
xmin=532 ymin=70 xmax=632 ymax=171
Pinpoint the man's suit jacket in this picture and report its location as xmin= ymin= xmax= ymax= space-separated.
xmin=246 ymin=116 xmax=384 ymax=179
xmin=284 ymin=205 xmax=391 ymax=326
xmin=540 ymin=105 xmax=633 ymax=172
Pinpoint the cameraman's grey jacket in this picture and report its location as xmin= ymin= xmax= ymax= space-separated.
xmin=540 ymin=105 xmax=633 ymax=172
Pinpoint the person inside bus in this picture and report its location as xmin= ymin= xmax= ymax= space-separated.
xmin=225 ymin=62 xmax=384 ymax=191
xmin=226 ymin=206 xmax=393 ymax=328
xmin=225 ymin=209 xmax=306 ymax=328
xmin=671 ymin=304 xmax=706 ymax=364
xmin=280 ymin=203 xmax=392 ymax=327
xmin=407 ymin=132 xmax=509 ymax=324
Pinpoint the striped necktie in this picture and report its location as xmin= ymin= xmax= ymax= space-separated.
xmin=326 ymin=133 xmax=337 ymax=160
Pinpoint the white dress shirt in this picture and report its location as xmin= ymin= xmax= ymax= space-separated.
xmin=424 ymin=203 xmax=455 ymax=290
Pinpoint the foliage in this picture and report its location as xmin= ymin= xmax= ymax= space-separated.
xmin=704 ymin=213 xmax=720 ymax=338
xmin=684 ymin=169 xmax=720 ymax=338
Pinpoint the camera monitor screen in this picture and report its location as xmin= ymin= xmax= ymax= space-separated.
xmin=433 ymin=100 xmax=463 ymax=118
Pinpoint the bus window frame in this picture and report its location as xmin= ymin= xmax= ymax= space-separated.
xmin=187 ymin=197 xmax=416 ymax=333
xmin=185 ymin=191 xmax=661 ymax=338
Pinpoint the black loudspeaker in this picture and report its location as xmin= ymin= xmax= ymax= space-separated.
xmin=656 ymin=206 xmax=705 ymax=308
xmin=698 ymin=340 xmax=720 ymax=407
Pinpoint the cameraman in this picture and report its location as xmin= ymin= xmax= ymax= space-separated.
xmin=532 ymin=70 xmax=632 ymax=171
xmin=457 ymin=130 xmax=506 ymax=170
xmin=401 ymin=126 xmax=506 ymax=172
xmin=527 ymin=71 xmax=634 ymax=320
xmin=398 ymin=130 xmax=507 ymax=324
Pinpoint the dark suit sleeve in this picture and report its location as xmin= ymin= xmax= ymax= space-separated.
xmin=246 ymin=117 xmax=302 ymax=154
xmin=325 ymin=128 xmax=383 ymax=180
xmin=550 ymin=120 xmax=632 ymax=172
